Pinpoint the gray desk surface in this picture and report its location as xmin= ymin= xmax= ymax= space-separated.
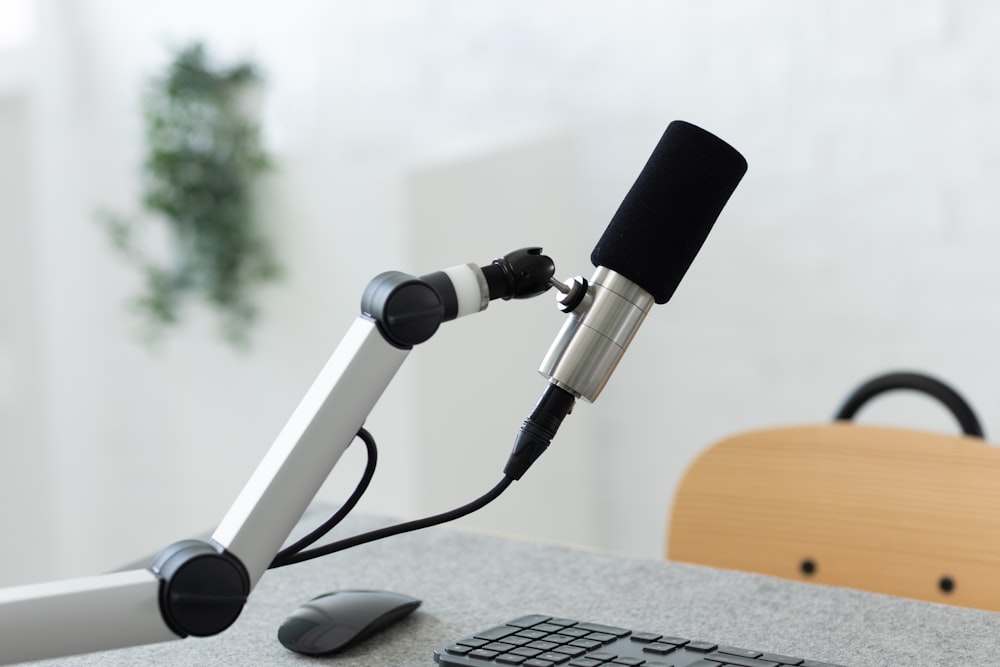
xmin=20 ymin=513 xmax=1000 ymax=666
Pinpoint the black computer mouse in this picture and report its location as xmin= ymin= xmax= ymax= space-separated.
xmin=277 ymin=589 xmax=421 ymax=655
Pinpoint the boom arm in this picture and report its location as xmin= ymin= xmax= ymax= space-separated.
xmin=0 ymin=248 xmax=554 ymax=665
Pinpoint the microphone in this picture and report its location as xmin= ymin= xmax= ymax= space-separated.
xmin=504 ymin=121 xmax=747 ymax=479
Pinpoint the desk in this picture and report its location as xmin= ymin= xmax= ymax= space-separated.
xmin=20 ymin=514 xmax=1000 ymax=666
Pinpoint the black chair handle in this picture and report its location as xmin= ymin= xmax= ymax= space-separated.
xmin=834 ymin=371 xmax=985 ymax=439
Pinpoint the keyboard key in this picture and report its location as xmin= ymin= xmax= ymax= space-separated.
xmin=706 ymin=652 xmax=779 ymax=667
xmin=549 ymin=618 xmax=578 ymax=627
xmin=497 ymin=656 xmax=527 ymax=665
xmin=535 ymin=623 xmax=566 ymax=633
xmin=445 ymin=643 xmax=473 ymax=655
xmin=517 ymin=630 xmax=551 ymax=640
xmin=503 ymin=636 xmax=533 ymax=647
xmin=642 ymin=643 xmax=678 ymax=655
xmin=468 ymin=648 xmax=501 ymax=660
xmin=658 ymin=635 xmax=689 ymax=646
xmin=610 ymin=659 xmax=644 ymax=666
xmin=718 ymin=647 xmax=763 ymax=658
xmin=589 ymin=652 xmax=617 ymax=661
xmin=630 ymin=632 xmax=662 ymax=643
xmin=524 ymin=660 xmax=557 ymax=667
xmin=569 ymin=639 xmax=602 ymax=650
xmin=568 ymin=660 xmax=603 ymax=667
xmin=575 ymin=623 xmax=631 ymax=637
xmin=526 ymin=640 xmax=559 ymax=651
xmin=477 ymin=626 xmax=521 ymax=641
xmin=552 ymin=645 xmax=587 ymax=657
xmin=585 ymin=632 xmax=617 ymax=644
xmin=458 ymin=638 xmax=490 ymax=648
xmin=509 ymin=615 xmax=553 ymax=628
xmin=537 ymin=652 xmax=572 ymax=663
xmin=485 ymin=642 xmax=518 ymax=652
xmin=559 ymin=628 xmax=591 ymax=638
xmin=760 ymin=653 xmax=802 ymax=664
xmin=687 ymin=641 xmax=718 ymax=652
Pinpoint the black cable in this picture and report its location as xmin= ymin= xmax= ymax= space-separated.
xmin=268 ymin=384 xmax=569 ymax=569
xmin=267 ymin=475 xmax=514 ymax=568
xmin=269 ymin=427 xmax=378 ymax=569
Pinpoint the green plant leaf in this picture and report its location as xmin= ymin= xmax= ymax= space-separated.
xmin=101 ymin=41 xmax=279 ymax=347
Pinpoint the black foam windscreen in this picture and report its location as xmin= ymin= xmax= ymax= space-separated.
xmin=590 ymin=121 xmax=747 ymax=304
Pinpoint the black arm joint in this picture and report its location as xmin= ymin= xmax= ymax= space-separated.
xmin=149 ymin=539 xmax=250 ymax=638
xmin=361 ymin=271 xmax=446 ymax=348
xmin=420 ymin=271 xmax=459 ymax=321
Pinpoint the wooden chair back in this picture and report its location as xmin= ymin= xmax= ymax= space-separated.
xmin=668 ymin=423 xmax=1000 ymax=611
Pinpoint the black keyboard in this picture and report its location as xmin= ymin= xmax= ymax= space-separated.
xmin=433 ymin=614 xmax=846 ymax=667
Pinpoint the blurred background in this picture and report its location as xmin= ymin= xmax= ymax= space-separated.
xmin=3 ymin=0 xmax=1000 ymax=587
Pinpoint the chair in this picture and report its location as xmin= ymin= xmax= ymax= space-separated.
xmin=667 ymin=373 xmax=1000 ymax=611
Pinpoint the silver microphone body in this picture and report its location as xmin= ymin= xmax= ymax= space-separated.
xmin=505 ymin=121 xmax=746 ymax=480
xmin=538 ymin=266 xmax=655 ymax=403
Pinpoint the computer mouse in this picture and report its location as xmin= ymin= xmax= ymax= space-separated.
xmin=277 ymin=589 xmax=422 ymax=655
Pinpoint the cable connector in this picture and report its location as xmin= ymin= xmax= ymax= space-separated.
xmin=503 ymin=384 xmax=576 ymax=480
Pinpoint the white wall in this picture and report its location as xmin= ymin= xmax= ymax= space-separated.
xmin=403 ymin=133 xmax=603 ymax=545
xmin=0 ymin=88 xmax=55 ymax=580
xmin=3 ymin=0 xmax=1000 ymax=586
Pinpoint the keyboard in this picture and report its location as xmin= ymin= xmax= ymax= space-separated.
xmin=433 ymin=614 xmax=846 ymax=667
